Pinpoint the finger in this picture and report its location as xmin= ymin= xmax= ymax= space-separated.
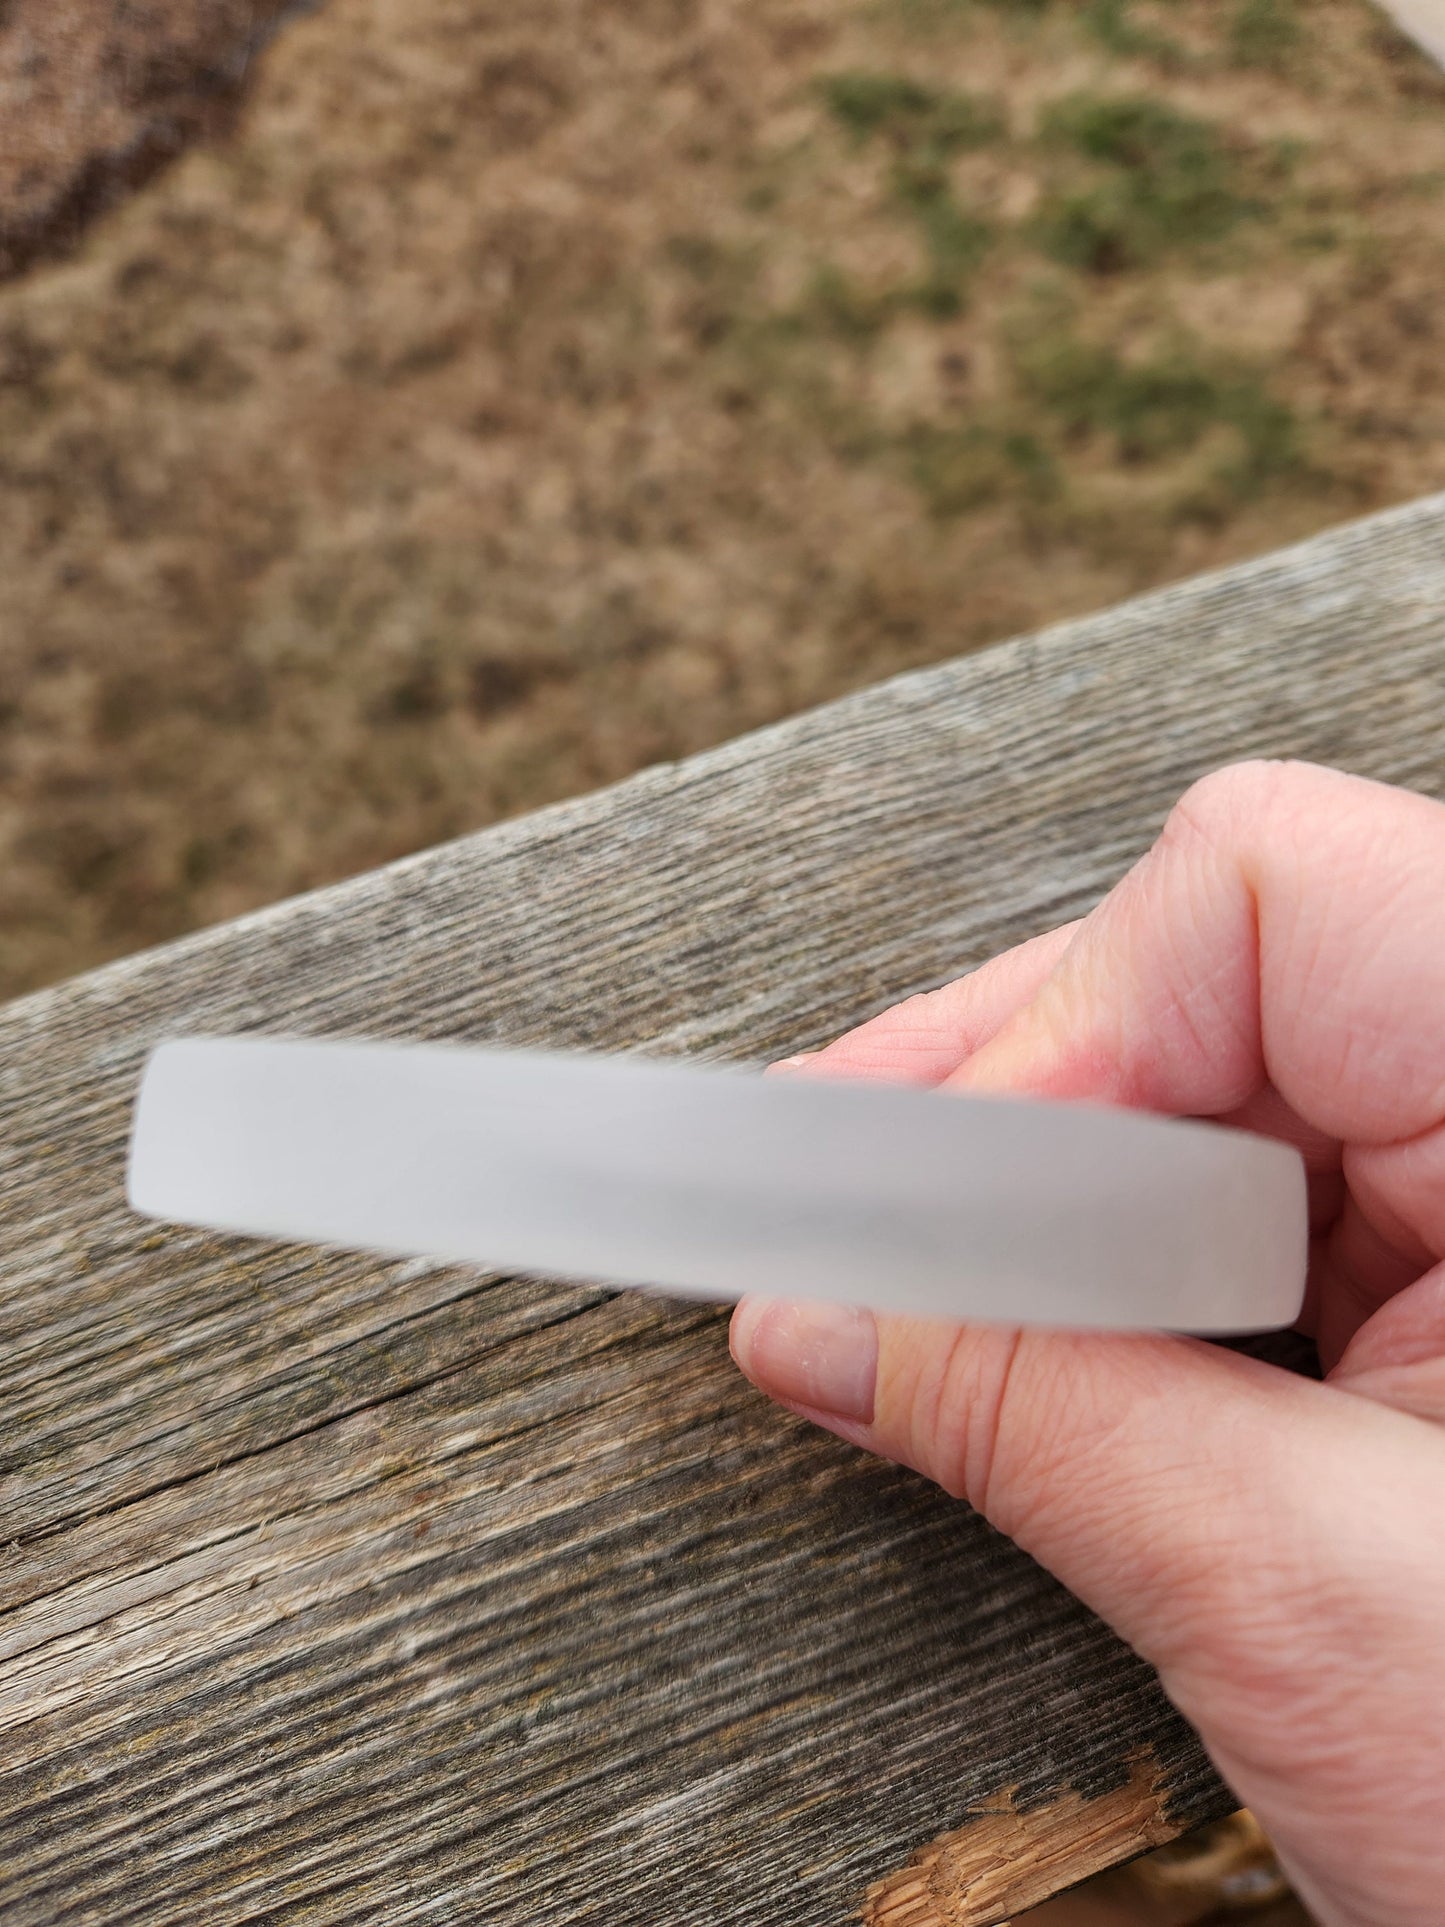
xmin=728 ymin=1292 xmax=1445 ymax=1697
xmin=949 ymin=761 xmax=1445 ymax=1148
xmin=1214 ymin=1082 xmax=1344 ymax=1234
xmin=730 ymin=1296 xmax=1445 ymax=1922
xmin=1332 ymin=1262 xmax=1445 ymax=1422
xmin=1317 ymin=1188 xmax=1440 ymax=1376
xmin=771 ymin=922 xmax=1080 ymax=1087
xmin=730 ymin=1303 xmax=1313 ymax=1660
xmin=734 ymin=761 xmax=1445 ymax=1921
xmin=945 ymin=762 xmax=1445 ymax=1351
xmin=1345 ymin=1128 xmax=1445 ymax=1270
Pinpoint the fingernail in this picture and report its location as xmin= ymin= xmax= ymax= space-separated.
xmin=767 ymin=1050 xmax=822 ymax=1075
xmin=730 ymin=1298 xmax=878 ymax=1424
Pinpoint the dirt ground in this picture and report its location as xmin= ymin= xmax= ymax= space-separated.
xmin=2 ymin=0 xmax=1444 ymax=999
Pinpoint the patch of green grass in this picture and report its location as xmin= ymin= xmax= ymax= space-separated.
xmin=1081 ymin=0 xmax=1189 ymax=67
xmin=904 ymin=422 xmax=1058 ymax=516
xmin=1032 ymin=93 xmax=1266 ymax=271
xmin=799 ymin=265 xmax=895 ymax=343
xmin=820 ymin=71 xmax=1006 ymax=161
xmin=1014 ymin=326 xmax=1302 ymax=497
xmin=1230 ymin=0 xmax=1304 ymax=73
xmin=889 ymin=161 xmax=995 ymax=313
xmin=729 ymin=38 xmax=1316 ymax=532
xmin=819 ymin=70 xmax=1002 ymax=311
xmin=1047 ymin=94 xmax=1230 ymax=189
xmin=824 ymin=70 xmax=934 ymax=139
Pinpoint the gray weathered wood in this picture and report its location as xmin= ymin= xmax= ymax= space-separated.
xmin=2 ymin=493 xmax=1443 ymax=1926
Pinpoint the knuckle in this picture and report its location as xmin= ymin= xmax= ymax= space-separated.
xmin=1166 ymin=758 xmax=1294 ymax=855
xmin=926 ymin=1328 xmax=1125 ymax=1534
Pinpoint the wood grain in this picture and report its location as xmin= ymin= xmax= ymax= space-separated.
xmin=863 ymin=1751 xmax=1181 ymax=1927
xmin=2 ymin=492 xmax=1443 ymax=1924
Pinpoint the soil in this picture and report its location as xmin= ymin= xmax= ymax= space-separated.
xmin=2 ymin=0 xmax=1444 ymax=999
xmin=0 ymin=0 xmax=300 ymax=279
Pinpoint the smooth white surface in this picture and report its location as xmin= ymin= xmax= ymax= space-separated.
xmin=128 ymin=1038 xmax=1308 ymax=1333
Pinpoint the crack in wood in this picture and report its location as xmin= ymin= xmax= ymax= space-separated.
xmin=862 ymin=1751 xmax=1183 ymax=1927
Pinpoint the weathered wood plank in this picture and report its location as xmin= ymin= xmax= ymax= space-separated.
xmin=1 ymin=493 xmax=1443 ymax=1924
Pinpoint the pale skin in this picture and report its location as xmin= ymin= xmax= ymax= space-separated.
xmin=728 ymin=760 xmax=1445 ymax=1927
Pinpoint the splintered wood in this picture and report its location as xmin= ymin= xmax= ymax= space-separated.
xmin=864 ymin=1753 xmax=1177 ymax=1927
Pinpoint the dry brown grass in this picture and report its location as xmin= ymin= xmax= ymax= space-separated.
xmin=0 ymin=0 xmax=297 ymax=278
xmin=2 ymin=0 xmax=1444 ymax=998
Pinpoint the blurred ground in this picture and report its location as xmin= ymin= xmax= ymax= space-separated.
xmin=2 ymin=0 xmax=1445 ymax=998
xmin=0 ymin=0 xmax=300 ymax=279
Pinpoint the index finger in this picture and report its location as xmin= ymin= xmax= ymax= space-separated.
xmin=952 ymin=760 xmax=1445 ymax=1149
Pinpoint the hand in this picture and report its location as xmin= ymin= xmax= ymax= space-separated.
xmin=729 ymin=761 xmax=1445 ymax=1927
